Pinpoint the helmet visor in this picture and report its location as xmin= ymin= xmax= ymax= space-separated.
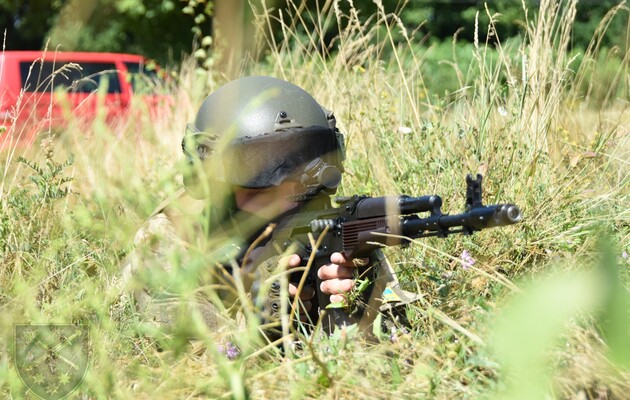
xmin=221 ymin=126 xmax=343 ymax=188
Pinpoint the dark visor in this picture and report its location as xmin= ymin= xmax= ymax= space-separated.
xmin=221 ymin=126 xmax=343 ymax=188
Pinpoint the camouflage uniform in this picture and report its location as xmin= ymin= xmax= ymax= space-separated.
xmin=120 ymin=189 xmax=235 ymax=333
xmin=121 ymin=188 xmax=419 ymax=336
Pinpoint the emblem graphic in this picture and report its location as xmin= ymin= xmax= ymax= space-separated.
xmin=14 ymin=324 xmax=89 ymax=400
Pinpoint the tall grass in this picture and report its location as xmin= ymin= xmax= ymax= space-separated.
xmin=1 ymin=0 xmax=629 ymax=398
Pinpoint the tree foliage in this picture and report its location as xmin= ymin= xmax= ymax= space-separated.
xmin=0 ymin=0 xmax=626 ymax=66
xmin=0 ymin=0 xmax=201 ymax=65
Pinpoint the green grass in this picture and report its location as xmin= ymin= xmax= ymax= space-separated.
xmin=1 ymin=0 xmax=629 ymax=398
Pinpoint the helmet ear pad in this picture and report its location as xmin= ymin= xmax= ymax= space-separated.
xmin=181 ymin=124 xmax=218 ymax=162
xmin=181 ymin=125 xmax=226 ymax=200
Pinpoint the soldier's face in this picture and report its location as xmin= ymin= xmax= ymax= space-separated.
xmin=233 ymin=182 xmax=301 ymax=219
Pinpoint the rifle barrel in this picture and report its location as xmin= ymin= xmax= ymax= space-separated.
xmin=401 ymin=204 xmax=522 ymax=236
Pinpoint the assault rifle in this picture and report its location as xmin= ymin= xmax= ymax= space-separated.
xmin=252 ymin=160 xmax=522 ymax=332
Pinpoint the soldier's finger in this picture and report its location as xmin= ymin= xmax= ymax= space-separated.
xmin=330 ymin=294 xmax=345 ymax=303
xmin=279 ymin=254 xmax=302 ymax=269
xmin=288 ymin=283 xmax=315 ymax=299
xmin=330 ymin=252 xmax=368 ymax=267
xmin=317 ymin=264 xmax=355 ymax=280
xmin=320 ymin=278 xmax=355 ymax=295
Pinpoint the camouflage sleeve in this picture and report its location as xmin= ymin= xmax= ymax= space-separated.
xmin=120 ymin=212 xmax=231 ymax=333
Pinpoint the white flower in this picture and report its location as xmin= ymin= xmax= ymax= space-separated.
xmin=398 ymin=126 xmax=412 ymax=134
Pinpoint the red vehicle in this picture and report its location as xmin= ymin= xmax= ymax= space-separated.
xmin=0 ymin=51 xmax=170 ymax=149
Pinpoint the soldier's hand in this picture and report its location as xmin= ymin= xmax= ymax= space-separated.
xmin=284 ymin=254 xmax=314 ymax=319
xmin=318 ymin=252 xmax=369 ymax=303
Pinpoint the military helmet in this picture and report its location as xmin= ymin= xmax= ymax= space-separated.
xmin=182 ymin=76 xmax=345 ymax=198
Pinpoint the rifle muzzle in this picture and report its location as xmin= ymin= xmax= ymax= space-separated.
xmin=486 ymin=204 xmax=522 ymax=227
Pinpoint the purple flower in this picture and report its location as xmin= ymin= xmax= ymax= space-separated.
xmin=389 ymin=326 xmax=409 ymax=343
xmin=217 ymin=342 xmax=240 ymax=360
xmin=622 ymin=251 xmax=629 ymax=260
xmin=460 ymin=250 xmax=476 ymax=270
xmin=390 ymin=328 xmax=398 ymax=343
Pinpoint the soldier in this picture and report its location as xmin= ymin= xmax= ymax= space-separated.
xmin=121 ymin=76 xmax=417 ymax=343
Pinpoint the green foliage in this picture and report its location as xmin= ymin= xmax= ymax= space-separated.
xmin=0 ymin=152 xmax=74 ymax=260
xmin=17 ymin=155 xmax=74 ymax=202
xmin=2 ymin=0 xmax=627 ymax=68
xmin=491 ymin=234 xmax=630 ymax=399
xmin=0 ymin=0 xmax=66 ymax=49
xmin=71 ymin=0 xmax=200 ymax=64
xmin=1 ymin=0 xmax=200 ymax=66
xmin=0 ymin=0 xmax=628 ymax=398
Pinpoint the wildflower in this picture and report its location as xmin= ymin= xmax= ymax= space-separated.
xmin=390 ymin=327 xmax=398 ymax=343
xmin=389 ymin=326 xmax=409 ymax=343
xmin=41 ymin=137 xmax=54 ymax=161
xmin=498 ymin=106 xmax=508 ymax=117
xmin=460 ymin=250 xmax=476 ymax=270
xmin=622 ymin=251 xmax=629 ymax=260
xmin=217 ymin=342 xmax=240 ymax=360
xmin=398 ymin=126 xmax=412 ymax=135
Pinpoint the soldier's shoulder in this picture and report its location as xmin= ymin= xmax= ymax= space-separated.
xmin=133 ymin=189 xmax=207 ymax=246
xmin=133 ymin=212 xmax=176 ymax=247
